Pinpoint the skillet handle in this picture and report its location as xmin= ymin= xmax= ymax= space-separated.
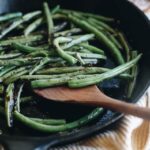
xmin=0 ymin=140 xmax=36 ymax=150
xmin=0 ymin=139 xmax=56 ymax=150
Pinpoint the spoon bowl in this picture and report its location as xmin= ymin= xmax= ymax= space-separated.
xmin=34 ymin=85 xmax=150 ymax=120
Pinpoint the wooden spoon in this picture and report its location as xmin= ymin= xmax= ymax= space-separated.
xmin=34 ymin=85 xmax=150 ymax=120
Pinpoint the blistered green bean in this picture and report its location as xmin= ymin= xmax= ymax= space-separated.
xmin=0 ymin=11 xmax=41 ymax=39
xmin=68 ymin=54 xmax=141 ymax=88
xmin=0 ymin=12 xmax=22 ymax=22
xmin=5 ymin=83 xmax=14 ymax=127
xmin=0 ymin=34 xmax=43 ymax=47
xmin=24 ymin=17 xmax=43 ymax=36
xmin=66 ymin=14 xmax=125 ymax=65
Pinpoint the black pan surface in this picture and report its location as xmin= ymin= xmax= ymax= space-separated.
xmin=0 ymin=0 xmax=150 ymax=150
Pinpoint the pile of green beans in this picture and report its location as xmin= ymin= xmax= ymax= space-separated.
xmin=0 ymin=2 xmax=141 ymax=134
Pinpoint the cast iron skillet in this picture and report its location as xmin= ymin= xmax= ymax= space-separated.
xmin=0 ymin=0 xmax=150 ymax=149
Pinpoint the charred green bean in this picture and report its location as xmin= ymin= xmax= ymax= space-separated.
xmin=68 ymin=54 xmax=141 ymax=88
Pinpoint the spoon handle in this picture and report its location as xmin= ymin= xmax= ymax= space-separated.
xmin=93 ymin=95 xmax=150 ymax=120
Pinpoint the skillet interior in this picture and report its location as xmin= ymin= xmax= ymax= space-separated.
xmin=0 ymin=0 xmax=150 ymax=149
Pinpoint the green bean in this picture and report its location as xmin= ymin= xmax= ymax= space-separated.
xmin=43 ymin=2 xmax=54 ymax=44
xmin=0 ymin=106 xmax=103 ymax=133
xmin=43 ymin=57 xmax=65 ymax=63
xmin=79 ymin=43 xmax=104 ymax=55
xmin=30 ymin=118 xmax=66 ymax=125
xmin=31 ymin=72 xmax=131 ymax=88
xmin=37 ymin=66 xmax=85 ymax=74
xmin=0 ymin=53 xmax=22 ymax=59
xmin=31 ymin=74 xmax=97 ymax=88
xmin=20 ymin=96 xmax=33 ymax=103
xmin=68 ymin=54 xmax=142 ymax=88
xmin=34 ymin=67 xmax=131 ymax=78
xmin=14 ymin=107 xmax=103 ymax=133
xmin=21 ymin=68 xmax=108 ymax=80
xmin=0 ymin=97 xmax=34 ymax=114
xmin=22 ymin=74 xmax=94 ymax=80
xmin=23 ymin=4 xmax=60 ymax=37
xmin=118 ymin=32 xmax=130 ymax=62
xmin=65 ymin=45 xmax=90 ymax=53
xmin=0 ymin=85 xmax=4 ymax=94
xmin=51 ymin=5 xmax=60 ymax=14
xmin=37 ymin=66 xmax=110 ymax=75
xmin=0 ymin=11 xmax=41 ymax=39
xmin=24 ymin=17 xmax=43 ymax=36
xmin=87 ymin=19 xmax=105 ymax=31
xmin=88 ymin=18 xmax=116 ymax=34
xmin=4 ymin=69 xmax=28 ymax=84
xmin=118 ymin=73 xmax=133 ymax=80
xmin=0 ymin=12 xmax=22 ymax=22
xmin=28 ymin=50 xmax=53 ymax=57
xmin=0 ymin=51 xmax=5 ymax=55
xmin=0 ymin=34 xmax=43 ymax=47
xmin=52 ymin=14 xmax=67 ymax=20
xmin=54 ymin=37 xmax=77 ymax=65
xmin=53 ymin=22 xmax=67 ymax=32
xmin=54 ymin=28 xmax=82 ymax=37
xmin=108 ymin=33 xmax=123 ymax=50
xmin=30 ymin=57 xmax=50 ymax=75
xmin=22 ymin=11 xmax=41 ymax=21
xmin=61 ymin=46 xmax=79 ymax=52
xmin=83 ymin=59 xmax=98 ymax=65
xmin=60 ymin=9 xmax=114 ymax=22
xmin=66 ymin=14 xmax=125 ymax=65
xmin=71 ymin=12 xmax=88 ymax=20
xmin=79 ymin=49 xmax=92 ymax=53
xmin=5 ymin=83 xmax=15 ymax=127
xmin=0 ymin=58 xmax=37 ymax=66
xmin=0 ymin=66 xmax=16 ymax=77
xmin=76 ymin=53 xmax=85 ymax=65
xmin=63 ymin=34 xmax=95 ymax=49
xmin=0 ymin=67 xmax=3 ymax=70
xmin=0 ymin=47 xmax=4 ymax=51
xmin=1 ymin=67 xmax=26 ymax=82
xmin=127 ymin=51 xmax=138 ymax=98
xmin=15 ymin=84 xmax=24 ymax=112
xmin=12 ymin=42 xmax=45 ymax=53
xmin=24 ymin=14 xmax=63 ymax=36
xmin=67 ymin=52 xmax=106 ymax=60
xmin=31 ymin=76 xmax=71 ymax=88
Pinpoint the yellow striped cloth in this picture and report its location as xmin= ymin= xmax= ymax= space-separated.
xmin=53 ymin=1 xmax=150 ymax=149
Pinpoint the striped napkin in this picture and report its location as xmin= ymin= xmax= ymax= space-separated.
xmin=53 ymin=1 xmax=150 ymax=150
